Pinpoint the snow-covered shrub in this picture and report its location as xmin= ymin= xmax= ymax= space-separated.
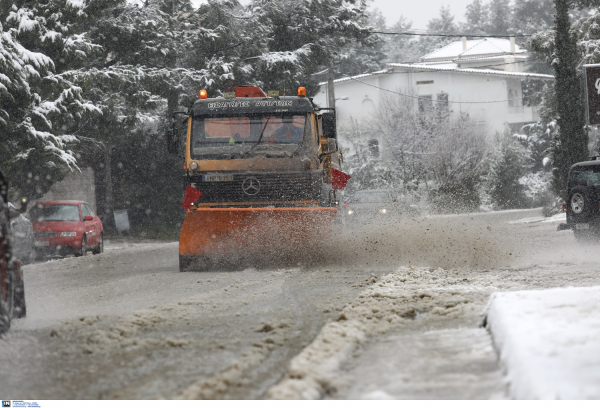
xmin=339 ymin=123 xmax=402 ymax=194
xmin=487 ymin=133 xmax=531 ymax=209
xmin=368 ymin=92 xmax=490 ymax=213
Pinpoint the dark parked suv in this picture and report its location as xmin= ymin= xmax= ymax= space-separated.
xmin=559 ymin=158 xmax=600 ymax=241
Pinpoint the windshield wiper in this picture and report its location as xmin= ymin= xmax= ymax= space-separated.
xmin=242 ymin=117 xmax=271 ymax=158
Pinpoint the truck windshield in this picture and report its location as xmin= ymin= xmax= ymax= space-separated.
xmin=191 ymin=114 xmax=307 ymax=158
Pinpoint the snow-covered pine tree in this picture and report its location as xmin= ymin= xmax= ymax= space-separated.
xmin=487 ymin=0 xmax=513 ymax=34
xmin=0 ymin=1 xmax=104 ymax=199
xmin=416 ymin=6 xmax=459 ymax=57
xmin=245 ymin=0 xmax=374 ymax=96
xmin=463 ymin=0 xmax=489 ymax=34
xmin=513 ymin=0 xmax=555 ymax=35
xmin=488 ymin=134 xmax=530 ymax=209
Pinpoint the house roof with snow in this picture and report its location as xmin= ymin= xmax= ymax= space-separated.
xmin=421 ymin=38 xmax=526 ymax=63
xmin=386 ymin=63 xmax=553 ymax=80
xmin=318 ymin=63 xmax=553 ymax=86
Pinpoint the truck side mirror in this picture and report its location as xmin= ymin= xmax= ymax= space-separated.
xmin=321 ymin=112 xmax=337 ymax=139
xmin=167 ymin=126 xmax=179 ymax=154
xmin=327 ymin=137 xmax=337 ymax=152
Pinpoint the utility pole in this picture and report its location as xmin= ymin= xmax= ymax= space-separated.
xmin=328 ymin=63 xmax=336 ymax=110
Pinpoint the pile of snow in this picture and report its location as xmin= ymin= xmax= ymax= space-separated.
xmin=485 ymin=287 xmax=600 ymax=399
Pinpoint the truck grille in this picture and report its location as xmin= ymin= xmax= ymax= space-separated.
xmin=190 ymin=171 xmax=322 ymax=203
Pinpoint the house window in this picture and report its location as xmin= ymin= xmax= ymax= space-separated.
xmin=437 ymin=93 xmax=449 ymax=113
xmin=417 ymin=80 xmax=434 ymax=85
xmin=508 ymin=88 xmax=520 ymax=107
xmin=368 ymin=139 xmax=379 ymax=157
xmin=418 ymin=95 xmax=433 ymax=113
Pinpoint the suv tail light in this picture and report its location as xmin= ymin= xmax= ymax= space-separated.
xmin=562 ymin=203 xmax=567 ymax=212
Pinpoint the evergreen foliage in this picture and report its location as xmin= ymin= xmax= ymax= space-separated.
xmin=0 ymin=0 xmax=104 ymax=199
xmin=487 ymin=134 xmax=530 ymax=209
xmin=551 ymin=0 xmax=588 ymax=197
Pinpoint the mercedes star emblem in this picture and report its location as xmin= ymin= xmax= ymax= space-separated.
xmin=242 ymin=177 xmax=261 ymax=196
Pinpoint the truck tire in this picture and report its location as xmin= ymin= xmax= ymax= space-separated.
xmin=0 ymin=196 xmax=14 ymax=334
xmin=179 ymin=255 xmax=212 ymax=272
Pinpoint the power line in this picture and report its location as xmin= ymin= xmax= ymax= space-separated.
xmin=370 ymin=30 xmax=532 ymax=38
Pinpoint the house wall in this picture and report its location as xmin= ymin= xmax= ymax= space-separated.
xmin=314 ymin=70 xmax=533 ymax=140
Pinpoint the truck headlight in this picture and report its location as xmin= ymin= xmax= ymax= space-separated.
xmin=379 ymin=208 xmax=388 ymax=214
xmin=347 ymin=209 xmax=354 ymax=215
xmin=189 ymin=161 xmax=199 ymax=170
xmin=60 ymin=231 xmax=77 ymax=237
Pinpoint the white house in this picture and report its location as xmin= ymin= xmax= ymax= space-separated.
xmin=313 ymin=38 xmax=553 ymax=140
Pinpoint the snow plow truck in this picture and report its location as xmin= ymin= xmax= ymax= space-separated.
xmin=168 ymin=86 xmax=350 ymax=272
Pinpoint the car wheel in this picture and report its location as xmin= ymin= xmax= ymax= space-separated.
xmin=93 ymin=233 xmax=103 ymax=255
xmin=76 ymin=236 xmax=87 ymax=257
xmin=568 ymin=186 xmax=593 ymax=220
xmin=12 ymin=275 xmax=26 ymax=319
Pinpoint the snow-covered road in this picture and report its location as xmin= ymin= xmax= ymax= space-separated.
xmin=2 ymin=208 xmax=600 ymax=399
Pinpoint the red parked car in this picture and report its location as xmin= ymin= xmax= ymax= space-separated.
xmin=30 ymin=200 xmax=103 ymax=258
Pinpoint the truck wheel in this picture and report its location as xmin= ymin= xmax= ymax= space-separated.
xmin=13 ymin=274 xmax=25 ymax=319
xmin=179 ymin=255 xmax=211 ymax=272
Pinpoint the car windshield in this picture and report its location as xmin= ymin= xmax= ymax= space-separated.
xmin=349 ymin=191 xmax=392 ymax=204
xmin=570 ymin=165 xmax=600 ymax=188
xmin=191 ymin=114 xmax=307 ymax=158
xmin=29 ymin=204 xmax=80 ymax=222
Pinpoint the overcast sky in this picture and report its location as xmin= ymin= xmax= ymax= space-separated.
xmin=370 ymin=0 xmax=471 ymax=29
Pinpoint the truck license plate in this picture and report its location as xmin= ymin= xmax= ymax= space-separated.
xmin=576 ymin=223 xmax=590 ymax=230
xmin=202 ymin=174 xmax=233 ymax=182
xmin=35 ymin=241 xmax=49 ymax=247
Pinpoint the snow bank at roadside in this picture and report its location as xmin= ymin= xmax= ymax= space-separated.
xmin=267 ymin=267 xmax=486 ymax=399
xmin=509 ymin=212 xmax=565 ymax=225
xmin=485 ymin=286 xmax=600 ymax=399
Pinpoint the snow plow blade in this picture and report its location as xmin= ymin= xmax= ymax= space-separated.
xmin=179 ymin=207 xmax=337 ymax=271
